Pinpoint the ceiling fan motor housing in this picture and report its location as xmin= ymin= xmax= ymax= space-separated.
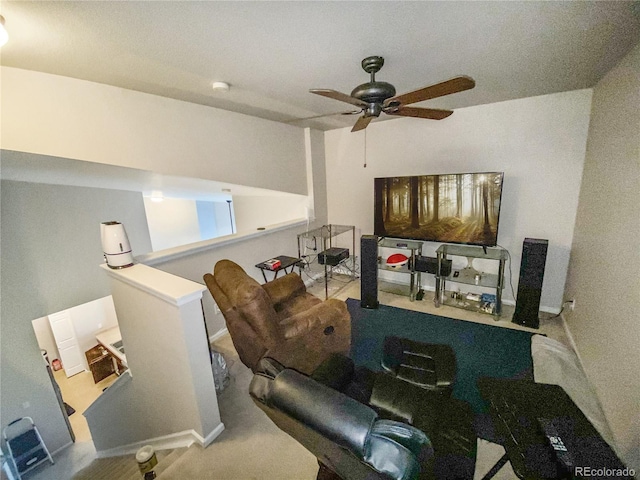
xmin=351 ymin=56 xmax=396 ymax=116
xmin=351 ymin=81 xmax=396 ymax=106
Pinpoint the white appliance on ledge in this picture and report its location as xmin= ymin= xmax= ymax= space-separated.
xmin=100 ymin=221 xmax=134 ymax=269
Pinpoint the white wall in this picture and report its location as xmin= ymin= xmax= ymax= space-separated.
xmin=144 ymin=197 xmax=202 ymax=251
xmin=324 ymin=89 xmax=593 ymax=311
xmin=70 ymin=296 xmax=120 ymax=371
xmin=1 ymin=67 xmax=307 ymax=196
xmin=0 ymin=67 xmax=312 ymax=456
xmin=32 ymin=296 xmax=120 ymax=372
xmin=307 ymin=129 xmax=329 ymax=223
xmin=563 ymin=44 xmax=640 ymax=470
xmin=144 ymin=193 xmax=308 ymax=251
xmin=31 ymin=316 xmax=60 ymax=365
xmin=215 ymin=201 xmax=234 ymax=236
xmin=233 ymin=195 xmax=307 ymax=234
xmin=150 ymin=130 xmax=330 ymax=337
xmin=196 ymin=201 xmax=220 ymax=239
xmin=0 ymin=180 xmax=153 ymax=453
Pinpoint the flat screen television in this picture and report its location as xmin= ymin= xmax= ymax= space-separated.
xmin=374 ymin=172 xmax=504 ymax=246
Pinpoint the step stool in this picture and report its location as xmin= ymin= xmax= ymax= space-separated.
xmin=3 ymin=417 xmax=54 ymax=480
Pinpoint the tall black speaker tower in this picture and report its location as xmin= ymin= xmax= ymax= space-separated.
xmin=360 ymin=235 xmax=379 ymax=309
xmin=512 ymin=238 xmax=548 ymax=329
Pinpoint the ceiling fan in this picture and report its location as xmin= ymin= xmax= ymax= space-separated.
xmin=310 ymin=56 xmax=475 ymax=132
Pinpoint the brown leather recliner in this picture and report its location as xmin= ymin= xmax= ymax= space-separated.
xmin=203 ymin=259 xmax=351 ymax=375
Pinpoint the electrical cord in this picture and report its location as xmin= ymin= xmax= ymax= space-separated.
xmin=299 ymin=250 xmax=320 ymax=283
xmin=497 ymin=244 xmax=517 ymax=302
xmin=331 ymin=255 xmax=360 ymax=278
xmin=298 ymin=230 xmax=316 ymax=283
xmin=300 ymin=252 xmax=359 ymax=285
xmin=550 ymin=300 xmax=574 ymax=319
xmin=297 ymin=227 xmax=358 ymax=292
xmin=498 ymin=242 xmax=571 ymax=321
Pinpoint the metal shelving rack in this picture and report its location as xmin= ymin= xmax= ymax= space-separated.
xmin=297 ymin=224 xmax=356 ymax=299
xmin=434 ymin=243 xmax=507 ymax=316
xmin=377 ymin=238 xmax=423 ymax=301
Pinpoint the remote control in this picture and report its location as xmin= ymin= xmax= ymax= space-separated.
xmin=538 ymin=417 xmax=575 ymax=471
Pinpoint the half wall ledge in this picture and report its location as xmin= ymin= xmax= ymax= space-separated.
xmin=137 ymin=218 xmax=307 ymax=267
xmin=99 ymin=263 xmax=205 ymax=306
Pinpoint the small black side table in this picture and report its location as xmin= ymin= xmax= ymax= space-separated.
xmin=477 ymin=377 xmax=632 ymax=480
xmin=255 ymin=255 xmax=303 ymax=282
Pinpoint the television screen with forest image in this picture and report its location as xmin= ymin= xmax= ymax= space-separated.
xmin=374 ymin=172 xmax=504 ymax=246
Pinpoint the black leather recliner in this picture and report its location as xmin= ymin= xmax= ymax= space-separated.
xmin=250 ymin=357 xmax=435 ymax=480
xmin=250 ymin=352 xmax=477 ymax=480
xmin=381 ymin=336 xmax=457 ymax=395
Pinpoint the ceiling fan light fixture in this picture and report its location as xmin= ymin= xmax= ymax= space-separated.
xmin=0 ymin=15 xmax=9 ymax=47
xmin=212 ymin=81 xmax=230 ymax=92
xmin=365 ymin=103 xmax=382 ymax=118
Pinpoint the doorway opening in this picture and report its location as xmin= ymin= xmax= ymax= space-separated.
xmin=30 ymin=296 xmax=121 ymax=443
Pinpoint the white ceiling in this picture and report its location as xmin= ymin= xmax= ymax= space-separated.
xmin=1 ymin=1 xmax=639 ymax=198
xmin=0 ymin=149 xmax=304 ymax=200
xmin=2 ymin=1 xmax=639 ymax=132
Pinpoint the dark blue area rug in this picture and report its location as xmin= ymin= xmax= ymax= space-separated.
xmin=347 ymin=298 xmax=535 ymax=413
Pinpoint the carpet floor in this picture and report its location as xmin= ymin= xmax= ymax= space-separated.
xmin=30 ymin=332 xmax=518 ymax=480
xmin=347 ymin=298 xmax=536 ymax=415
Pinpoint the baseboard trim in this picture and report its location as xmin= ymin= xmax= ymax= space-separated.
xmin=190 ymin=422 xmax=225 ymax=448
xmin=50 ymin=440 xmax=74 ymax=457
xmin=209 ymin=327 xmax=229 ymax=344
xmin=95 ymin=422 xmax=226 ymax=458
xmin=560 ymin=312 xmax=584 ymax=365
xmin=302 ymin=271 xmax=325 ymax=288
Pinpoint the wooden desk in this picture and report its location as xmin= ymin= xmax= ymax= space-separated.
xmin=85 ymin=344 xmax=115 ymax=383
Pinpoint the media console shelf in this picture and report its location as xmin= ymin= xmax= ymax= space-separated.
xmin=378 ymin=238 xmax=423 ymax=301
xmin=434 ymin=244 xmax=506 ymax=316
xmin=297 ymin=224 xmax=356 ymax=299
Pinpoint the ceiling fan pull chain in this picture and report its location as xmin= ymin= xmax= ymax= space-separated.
xmin=363 ymin=129 xmax=367 ymax=168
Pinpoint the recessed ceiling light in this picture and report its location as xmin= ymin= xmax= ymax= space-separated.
xmin=150 ymin=191 xmax=164 ymax=202
xmin=212 ymin=81 xmax=230 ymax=92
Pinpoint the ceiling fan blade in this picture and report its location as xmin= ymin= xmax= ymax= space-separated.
xmin=310 ymin=89 xmax=369 ymax=108
xmin=285 ymin=110 xmax=361 ymax=124
xmin=384 ymin=76 xmax=475 ymax=107
xmin=386 ymin=106 xmax=453 ymax=120
xmin=351 ymin=116 xmax=373 ymax=132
